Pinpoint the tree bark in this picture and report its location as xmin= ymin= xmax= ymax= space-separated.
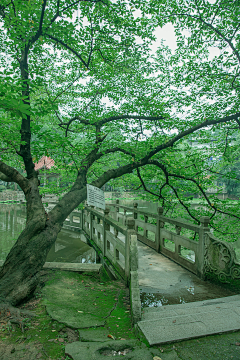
xmin=0 ymin=222 xmax=62 ymax=306
xmin=0 ymin=176 xmax=88 ymax=306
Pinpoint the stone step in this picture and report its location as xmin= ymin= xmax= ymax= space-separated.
xmin=0 ymin=260 xmax=102 ymax=273
xmin=138 ymin=296 xmax=240 ymax=345
xmin=141 ymin=295 xmax=240 ymax=319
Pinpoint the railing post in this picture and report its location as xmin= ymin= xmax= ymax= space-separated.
xmin=126 ymin=217 xmax=136 ymax=283
xmin=133 ymin=202 xmax=138 ymax=220
xmin=198 ymin=216 xmax=210 ymax=279
xmin=103 ymin=207 xmax=110 ymax=257
xmin=69 ymin=213 xmax=73 ymax=226
xmin=157 ymin=207 xmax=164 ymax=253
xmin=80 ymin=208 xmax=84 ymax=230
xmin=123 ymin=208 xmax=127 ymax=226
xmin=89 ymin=206 xmax=94 ymax=240
xmin=127 ymin=217 xmax=141 ymax=323
xmin=116 ymin=199 xmax=119 ymax=222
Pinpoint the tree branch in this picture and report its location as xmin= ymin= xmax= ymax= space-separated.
xmin=0 ymin=161 xmax=29 ymax=193
xmin=45 ymin=34 xmax=89 ymax=68
xmin=142 ymin=111 xmax=240 ymax=162
xmin=171 ymin=12 xmax=240 ymax=64
xmin=136 ymin=167 xmax=160 ymax=198
xmin=98 ymin=114 xmax=165 ymax=127
xmin=95 ymin=147 xmax=135 ymax=161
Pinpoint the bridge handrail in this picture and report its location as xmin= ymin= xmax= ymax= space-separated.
xmin=107 ymin=202 xmax=202 ymax=233
xmin=85 ymin=207 xmax=128 ymax=236
xmin=46 ymin=199 xmax=239 ymax=288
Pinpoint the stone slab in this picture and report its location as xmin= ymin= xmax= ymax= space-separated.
xmin=43 ymin=262 xmax=102 ymax=272
xmin=78 ymin=328 xmax=110 ymax=342
xmin=46 ymin=304 xmax=105 ymax=329
xmin=0 ymin=260 xmax=102 ymax=273
xmin=142 ymin=298 xmax=240 ymax=320
xmin=138 ymin=299 xmax=240 ymax=345
xmin=65 ymin=340 xmax=154 ymax=360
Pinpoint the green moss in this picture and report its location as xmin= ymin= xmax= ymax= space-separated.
xmin=0 ymin=270 xmax=135 ymax=359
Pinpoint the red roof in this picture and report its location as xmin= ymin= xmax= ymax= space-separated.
xmin=34 ymin=156 xmax=55 ymax=171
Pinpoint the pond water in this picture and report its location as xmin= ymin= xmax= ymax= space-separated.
xmin=0 ymin=204 xmax=96 ymax=264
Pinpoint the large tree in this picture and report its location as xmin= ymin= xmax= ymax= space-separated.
xmin=0 ymin=0 xmax=240 ymax=311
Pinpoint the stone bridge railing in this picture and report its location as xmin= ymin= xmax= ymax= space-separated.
xmin=107 ymin=201 xmax=210 ymax=279
xmin=48 ymin=204 xmax=141 ymax=323
xmin=45 ymin=198 xmax=240 ymax=312
xmin=47 ymin=199 xmax=240 ymax=288
xmin=106 ymin=200 xmax=240 ymax=288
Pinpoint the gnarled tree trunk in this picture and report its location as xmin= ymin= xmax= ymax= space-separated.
xmin=0 ymin=176 xmax=88 ymax=307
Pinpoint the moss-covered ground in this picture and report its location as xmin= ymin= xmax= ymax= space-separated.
xmin=2 ymin=268 xmax=240 ymax=360
xmin=0 ymin=269 xmax=136 ymax=359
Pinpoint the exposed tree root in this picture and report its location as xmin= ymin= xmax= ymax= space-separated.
xmin=0 ymin=302 xmax=36 ymax=333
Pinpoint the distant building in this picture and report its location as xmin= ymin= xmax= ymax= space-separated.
xmin=34 ymin=156 xmax=59 ymax=186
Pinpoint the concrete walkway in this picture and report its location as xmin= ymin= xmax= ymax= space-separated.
xmin=137 ymin=241 xmax=240 ymax=345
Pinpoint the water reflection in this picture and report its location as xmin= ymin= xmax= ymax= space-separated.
xmin=0 ymin=204 xmax=95 ymax=263
xmin=140 ymin=292 xmax=187 ymax=308
xmin=140 ymin=276 xmax=237 ymax=308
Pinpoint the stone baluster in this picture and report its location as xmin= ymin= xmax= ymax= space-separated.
xmin=124 ymin=208 xmax=127 ymax=225
xmin=125 ymin=217 xmax=136 ymax=283
xmin=198 ymin=216 xmax=210 ymax=279
xmin=103 ymin=207 xmax=110 ymax=256
xmin=144 ymin=215 xmax=148 ymax=239
xmin=89 ymin=206 xmax=94 ymax=239
xmin=116 ymin=199 xmax=120 ymax=222
xmin=175 ymin=225 xmax=181 ymax=235
xmin=157 ymin=207 xmax=164 ymax=253
xmin=133 ymin=202 xmax=138 ymax=220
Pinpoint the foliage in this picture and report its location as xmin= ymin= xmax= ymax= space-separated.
xmin=0 ymin=0 xmax=240 ymax=243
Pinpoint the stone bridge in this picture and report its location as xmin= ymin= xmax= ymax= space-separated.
xmin=3 ymin=193 xmax=240 ymax=345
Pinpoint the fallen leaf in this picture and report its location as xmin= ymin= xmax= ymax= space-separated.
xmin=78 ymin=311 xmax=83 ymax=313
xmin=149 ymin=264 xmax=152 ymax=265
xmin=235 ymin=342 xmax=240 ymax=346
xmin=108 ymin=334 xmax=115 ymax=340
xmin=58 ymin=338 xmax=64 ymax=342
xmin=52 ymin=330 xmax=56 ymax=332
xmin=173 ymin=320 xmax=176 ymax=323
xmin=153 ymin=357 xmax=162 ymax=360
